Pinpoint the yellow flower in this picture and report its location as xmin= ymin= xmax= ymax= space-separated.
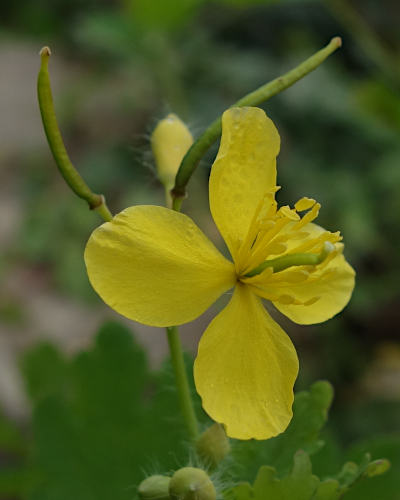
xmin=84 ymin=107 xmax=355 ymax=440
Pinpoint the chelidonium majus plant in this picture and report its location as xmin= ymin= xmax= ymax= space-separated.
xmin=37 ymin=38 xmax=390 ymax=500
xmin=85 ymin=106 xmax=355 ymax=440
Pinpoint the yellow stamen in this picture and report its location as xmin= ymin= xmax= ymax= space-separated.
xmin=266 ymin=241 xmax=287 ymax=255
xmin=235 ymin=195 xmax=267 ymax=269
xmin=288 ymin=231 xmax=340 ymax=255
xmin=244 ymin=217 xmax=292 ymax=271
xmin=294 ymin=203 xmax=321 ymax=230
xmin=289 ymin=231 xmax=311 ymax=240
xmin=295 ymin=197 xmax=316 ymax=211
xmin=278 ymin=205 xmax=300 ymax=221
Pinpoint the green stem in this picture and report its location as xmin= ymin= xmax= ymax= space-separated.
xmin=172 ymin=196 xmax=183 ymax=212
xmin=166 ymin=326 xmax=199 ymax=441
xmin=37 ymin=47 xmax=113 ymax=222
xmin=171 ymin=36 xmax=342 ymax=205
xmin=162 ymin=158 xmax=199 ymax=442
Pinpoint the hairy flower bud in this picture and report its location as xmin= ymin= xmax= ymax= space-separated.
xmin=196 ymin=423 xmax=230 ymax=468
xmin=138 ymin=474 xmax=170 ymax=500
xmin=151 ymin=114 xmax=193 ymax=193
xmin=169 ymin=467 xmax=216 ymax=500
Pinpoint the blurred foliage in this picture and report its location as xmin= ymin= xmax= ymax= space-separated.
xmin=0 ymin=322 xmax=394 ymax=499
xmin=0 ymin=322 xmax=202 ymax=499
xmin=1 ymin=0 xmax=400 ymax=498
xmin=229 ymin=450 xmax=389 ymax=500
xmin=22 ymin=322 xmax=199 ymax=499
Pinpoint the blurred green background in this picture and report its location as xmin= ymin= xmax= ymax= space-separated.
xmin=0 ymin=0 xmax=399 ymax=498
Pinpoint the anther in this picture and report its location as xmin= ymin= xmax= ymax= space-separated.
xmin=295 ymin=197 xmax=316 ymax=211
xmin=267 ymin=241 xmax=287 ymax=255
xmin=278 ymin=205 xmax=300 ymax=220
xmin=294 ymin=203 xmax=321 ymax=229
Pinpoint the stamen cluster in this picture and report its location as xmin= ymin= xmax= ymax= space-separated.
xmin=239 ymin=193 xmax=342 ymax=307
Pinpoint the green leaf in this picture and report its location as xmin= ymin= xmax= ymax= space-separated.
xmin=21 ymin=321 xmax=196 ymax=500
xmin=21 ymin=343 xmax=68 ymax=402
xmin=365 ymin=459 xmax=391 ymax=478
xmin=0 ymin=408 xmax=34 ymax=496
xmin=0 ymin=409 xmax=26 ymax=455
xmin=330 ymin=453 xmax=391 ymax=498
xmin=232 ymin=381 xmax=334 ymax=481
xmin=341 ymin=435 xmax=399 ymax=500
xmin=229 ymin=451 xmax=337 ymax=500
xmin=228 ymin=450 xmax=389 ymax=500
xmin=0 ymin=467 xmax=37 ymax=498
xmin=254 ymin=452 xmax=319 ymax=499
xmin=312 ymin=480 xmax=340 ymax=500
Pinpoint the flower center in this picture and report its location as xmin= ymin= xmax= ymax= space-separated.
xmin=244 ymin=240 xmax=335 ymax=277
xmin=235 ymin=191 xmax=342 ymax=279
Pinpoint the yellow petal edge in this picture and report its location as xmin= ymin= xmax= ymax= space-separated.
xmin=194 ymin=284 xmax=299 ymax=440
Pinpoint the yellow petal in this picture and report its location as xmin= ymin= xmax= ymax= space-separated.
xmin=247 ymin=223 xmax=355 ymax=325
xmin=209 ymin=107 xmax=280 ymax=261
xmin=85 ymin=205 xmax=235 ymax=327
xmin=194 ymin=284 xmax=298 ymax=440
xmin=272 ymin=253 xmax=355 ymax=324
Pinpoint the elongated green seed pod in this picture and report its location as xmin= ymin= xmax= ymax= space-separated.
xmin=37 ymin=47 xmax=112 ymax=221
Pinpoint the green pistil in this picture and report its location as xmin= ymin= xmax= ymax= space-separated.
xmin=245 ymin=241 xmax=334 ymax=278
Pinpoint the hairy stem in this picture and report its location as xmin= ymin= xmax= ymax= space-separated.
xmin=167 ymin=326 xmax=199 ymax=441
xmin=165 ymin=167 xmax=199 ymax=441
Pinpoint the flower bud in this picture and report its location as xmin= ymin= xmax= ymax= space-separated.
xmin=151 ymin=113 xmax=193 ymax=191
xmin=138 ymin=474 xmax=170 ymax=500
xmin=169 ymin=467 xmax=216 ymax=500
xmin=196 ymin=423 xmax=230 ymax=468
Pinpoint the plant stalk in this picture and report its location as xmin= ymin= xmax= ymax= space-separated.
xmin=171 ymin=36 xmax=343 ymax=208
xmin=166 ymin=326 xmax=199 ymax=441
